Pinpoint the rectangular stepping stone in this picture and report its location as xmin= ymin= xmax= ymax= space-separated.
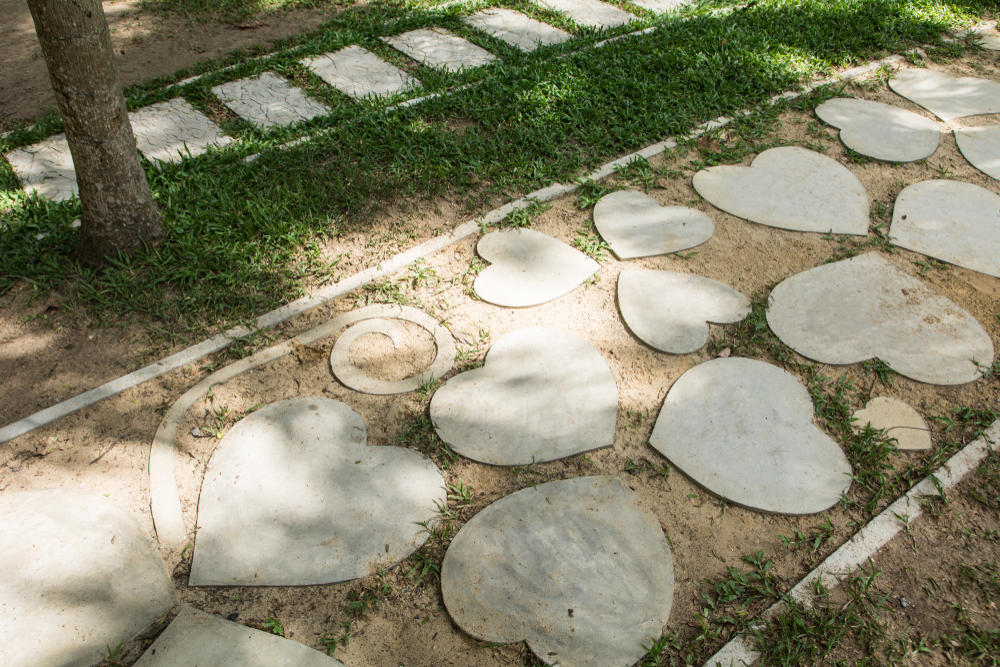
xmin=129 ymin=97 xmax=233 ymax=165
xmin=4 ymin=133 xmax=78 ymax=202
xmin=303 ymin=45 xmax=418 ymax=100
xmin=381 ymin=28 xmax=497 ymax=72
xmin=463 ymin=8 xmax=573 ymax=51
xmin=537 ymin=0 xmax=635 ymax=28
xmin=211 ymin=72 xmax=331 ymax=129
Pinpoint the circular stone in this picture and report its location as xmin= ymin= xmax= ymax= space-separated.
xmin=815 ymin=98 xmax=940 ymax=162
xmin=852 ymin=397 xmax=932 ymax=451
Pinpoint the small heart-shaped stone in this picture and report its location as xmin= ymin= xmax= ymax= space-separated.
xmin=692 ymin=146 xmax=869 ymax=235
xmin=592 ymin=190 xmax=715 ymax=259
xmin=891 ymin=180 xmax=1000 ymax=278
xmin=431 ymin=327 xmax=617 ymax=465
xmin=442 ymin=476 xmax=673 ymax=667
xmin=650 ymin=358 xmax=852 ymax=514
xmin=474 ymin=228 xmax=599 ymax=307
xmin=815 ymin=98 xmax=940 ymax=162
xmin=767 ymin=253 xmax=994 ymax=385
xmin=618 ymin=270 xmax=749 ymax=354
xmin=189 ymin=397 xmax=445 ymax=586
xmin=955 ymin=125 xmax=1000 ymax=181
xmin=852 ymin=397 xmax=931 ymax=451
xmin=889 ymin=68 xmax=1000 ymax=121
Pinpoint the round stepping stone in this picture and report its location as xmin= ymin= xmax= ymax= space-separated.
xmin=474 ymin=228 xmax=599 ymax=307
xmin=593 ymin=190 xmax=715 ymax=259
xmin=430 ymin=327 xmax=617 ymax=465
xmin=650 ymin=357 xmax=852 ymax=514
xmin=134 ymin=607 xmax=345 ymax=667
xmin=889 ymin=68 xmax=1000 ymax=121
xmin=329 ymin=306 xmax=455 ymax=394
xmin=766 ymin=253 xmax=994 ymax=385
xmin=441 ymin=476 xmax=673 ymax=667
xmin=852 ymin=397 xmax=932 ymax=451
xmin=189 ymin=397 xmax=445 ymax=586
xmin=890 ymin=179 xmax=1000 ymax=279
xmin=0 ymin=489 xmax=175 ymax=667
xmin=815 ymin=98 xmax=940 ymax=162
xmin=692 ymin=146 xmax=869 ymax=235
xmin=617 ymin=270 xmax=749 ymax=354
xmin=954 ymin=125 xmax=1000 ymax=181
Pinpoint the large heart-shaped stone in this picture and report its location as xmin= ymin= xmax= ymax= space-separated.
xmin=650 ymin=358 xmax=852 ymax=514
xmin=442 ymin=476 xmax=674 ymax=667
xmin=767 ymin=253 xmax=994 ymax=385
xmin=889 ymin=68 xmax=1000 ymax=121
xmin=890 ymin=180 xmax=1000 ymax=278
xmin=955 ymin=125 xmax=1000 ymax=181
xmin=189 ymin=397 xmax=445 ymax=586
xmin=430 ymin=327 xmax=617 ymax=465
xmin=692 ymin=146 xmax=869 ymax=235
xmin=618 ymin=270 xmax=749 ymax=354
xmin=815 ymin=98 xmax=940 ymax=162
xmin=592 ymin=190 xmax=715 ymax=259
xmin=474 ymin=228 xmax=599 ymax=307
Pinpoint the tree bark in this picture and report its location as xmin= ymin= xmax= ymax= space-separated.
xmin=26 ymin=0 xmax=165 ymax=263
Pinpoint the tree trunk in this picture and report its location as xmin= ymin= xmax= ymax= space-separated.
xmin=26 ymin=0 xmax=165 ymax=263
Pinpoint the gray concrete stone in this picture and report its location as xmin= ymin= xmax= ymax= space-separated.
xmin=629 ymin=0 xmax=688 ymax=11
xmin=593 ymin=190 xmax=715 ymax=259
xmin=853 ymin=397 xmax=932 ymax=451
xmin=381 ymin=28 xmax=497 ymax=72
xmin=692 ymin=146 xmax=869 ymax=235
xmin=971 ymin=25 xmax=1000 ymax=50
xmin=464 ymin=8 xmax=572 ymax=51
xmin=441 ymin=476 xmax=673 ymax=667
xmin=189 ymin=397 xmax=445 ymax=586
xmin=538 ymin=0 xmax=636 ymax=28
xmin=650 ymin=358 xmax=853 ymax=515
xmin=889 ymin=68 xmax=1000 ymax=121
xmin=134 ymin=607 xmax=345 ymax=667
xmin=767 ymin=253 xmax=994 ymax=385
xmin=130 ymin=98 xmax=233 ymax=165
xmin=212 ymin=72 xmax=331 ymax=129
xmin=430 ymin=327 xmax=617 ymax=465
xmin=890 ymin=179 xmax=1000 ymax=279
xmin=815 ymin=98 xmax=940 ymax=162
xmin=618 ymin=270 xmax=749 ymax=354
xmin=474 ymin=228 xmax=599 ymax=307
xmin=4 ymin=133 xmax=77 ymax=202
xmin=955 ymin=125 xmax=1000 ymax=181
xmin=0 ymin=489 xmax=175 ymax=667
xmin=302 ymin=46 xmax=418 ymax=100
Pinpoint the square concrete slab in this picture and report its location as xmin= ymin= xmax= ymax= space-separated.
xmin=211 ymin=72 xmax=331 ymax=128
xmin=4 ymin=133 xmax=78 ymax=202
xmin=302 ymin=45 xmax=418 ymax=100
xmin=537 ymin=0 xmax=636 ymax=28
xmin=129 ymin=98 xmax=233 ymax=164
xmin=381 ymin=28 xmax=497 ymax=72
xmin=463 ymin=8 xmax=573 ymax=51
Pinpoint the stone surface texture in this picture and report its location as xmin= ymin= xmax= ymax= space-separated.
xmin=692 ymin=146 xmax=869 ymax=235
xmin=538 ymin=0 xmax=636 ymax=27
xmin=954 ymin=125 xmax=1000 ymax=181
xmin=852 ymin=397 xmax=932 ymax=451
xmin=212 ymin=72 xmax=330 ymax=128
xmin=889 ymin=68 xmax=1000 ymax=121
xmin=0 ymin=489 xmax=175 ymax=667
xmin=4 ymin=133 xmax=78 ymax=202
xmin=593 ymin=190 xmax=715 ymax=259
xmin=629 ymin=0 xmax=688 ymax=11
xmin=815 ymin=97 xmax=940 ymax=162
xmin=430 ymin=327 xmax=618 ymax=465
xmin=441 ymin=476 xmax=674 ymax=667
xmin=650 ymin=358 xmax=853 ymax=514
xmin=130 ymin=98 xmax=233 ymax=164
xmin=767 ymin=253 xmax=994 ymax=385
xmin=474 ymin=228 xmax=599 ymax=307
xmin=381 ymin=28 xmax=497 ymax=72
xmin=618 ymin=270 xmax=750 ymax=354
xmin=890 ymin=179 xmax=1000 ymax=278
xmin=189 ymin=397 xmax=445 ymax=586
xmin=302 ymin=46 xmax=418 ymax=100
xmin=134 ymin=607 xmax=345 ymax=667
xmin=971 ymin=25 xmax=1000 ymax=50
xmin=464 ymin=8 xmax=572 ymax=51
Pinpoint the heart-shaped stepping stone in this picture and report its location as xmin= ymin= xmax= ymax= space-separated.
xmin=592 ymin=190 xmax=715 ymax=259
xmin=474 ymin=228 xmax=599 ymax=307
xmin=0 ymin=489 xmax=175 ymax=667
xmin=692 ymin=146 xmax=869 ymax=235
xmin=189 ymin=397 xmax=445 ymax=586
xmin=954 ymin=125 xmax=1000 ymax=181
xmin=890 ymin=180 xmax=1000 ymax=278
xmin=618 ymin=270 xmax=750 ymax=354
xmin=442 ymin=476 xmax=673 ymax=667
xmin=430 ymin=327 xmax=617 ymax=465
xmin=852 ymin=397 xmax=931 ymax=451
xmin=815 ymin=98 xmax=940 ymax=162
xmin=650 ymin=358 xmax=852 ymax=514
xmin=767 ymin=253 xmax=994 ymax=385
xmin=889 ymin=68 xmax=1000 ymax=121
